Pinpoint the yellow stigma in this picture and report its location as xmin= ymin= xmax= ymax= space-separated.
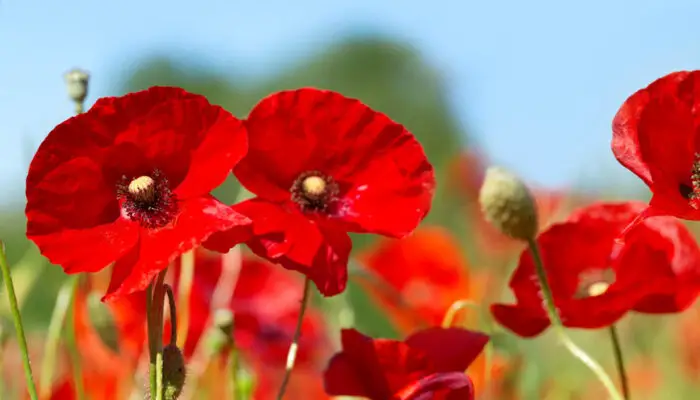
xmin=587 ymin=282 xmax=610 ymax=297
xmin=302 ymin=175 xmax=326 ymax=196
xmin=128 ymin=176 xmax=154 ymax=195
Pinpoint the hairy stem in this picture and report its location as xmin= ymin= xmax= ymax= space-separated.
xmin=0 ymin=241 xmax=38 ymax=399
xmin=527 ymin=240 xmax=623 ymax=400
xmin=609 ymin=325 xmax=630 ymax=399
xmin=275 ymin=278 xmax=311 ymax=400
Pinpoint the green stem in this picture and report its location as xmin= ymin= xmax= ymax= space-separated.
xmin=527 ymin=240 xmax=623 ymax=400
xmin=164 ymin=285 xmax=177 ymax=346
xmin=0 ymin=241 xmax=38 ymax=400
xmin=275 ymin=278 xmax=311 ymax=400
xmin=64 ymin=281 xmax=85 ymax=400
xmin=147 ymin=270 xmax=167 ymax=400
xmin=229 ymin=337 xmax=241 ymax=400
xmin=609 ymin=325 xmax=630 ymax=399
xmin=39 ymin=276 xmax=80 ymax=399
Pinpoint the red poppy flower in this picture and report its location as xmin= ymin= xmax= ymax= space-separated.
xmin=170 ymin=249 xmax=330 ymax=367
xmin=25 ymin=86 xmax=251 ymax=300
xmin=355 ymin=226 xmax=472 ymax=332
xmin=491 ymin=201 xmax=700 ymax=337
xmin=205 ymin=88 xmax=435 ymax=296
xmin=324 ymin=327 xmax=489 ymax=400
xmin=612 ymin=70 xmax=700 ymax=226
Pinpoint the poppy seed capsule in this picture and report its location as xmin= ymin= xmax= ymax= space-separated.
xmin=162 ymin=344 xmax=186 ymax=400
xmin=128 ymin=176 xmax=156 ymax=203
xmin=63 ymin=68 xmax=90 ymax=104
xmin=478 ymin=167 xmax=538 ymax=241
xmin=302 ymin=175 xmax=326 ymax=196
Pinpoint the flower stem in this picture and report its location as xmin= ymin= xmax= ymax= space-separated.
xmin=39 ymin=275 xmax=81 ymax=400
xmin=164 ymin=285 xmax=177 ymax=346
xmin=275 ymin=277 xmax=311 ymax=400
xmin=609 ymin=325 xmax=630 ymax=399
xmin=147 ymin=270 xmax=168 ymax=400
xmin=0 ymin=240 xmax=38 ymax=400
xmin=527 ymin=239 xmax=623 ymax=400
xmin=229 ymin=336 xmax=241 ymax=400
xmin=176 ymin=251 xmax=194 ymax=348
xmin=64 ymin=282 xmax=85 ymax=400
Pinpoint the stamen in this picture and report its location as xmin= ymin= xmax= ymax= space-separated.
xmin=290 ymin=171 xmax=339 ymax=212
xmin=683 ymin=153 xmax=700 ymax=209
xmin=116 ymin=169 xmax=177 ymax=229
xmin=574 ymin=268 xmax=615 ymax=299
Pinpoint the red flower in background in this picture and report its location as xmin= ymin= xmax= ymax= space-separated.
xmin=613 ymin=70 xmax=700 ymax=225
xmin=324 ymin=327 xmax=488 ymax=400
xmin=491 ymin=201 xmax=700 ymax=337
xmin=43 ymin=273 xmax=147 ymax=399
xmin=356 ymin=226 xmax=472 ymax=332
xmin=25 ymin=86 xmax=250 ymax=301
xmin=171 ymin=250 xmax=330 ymax=366
xmin=206 ymin=88 xmax=435 ymax=296
xmin=356 ymin=226 xmax=512 ymax=396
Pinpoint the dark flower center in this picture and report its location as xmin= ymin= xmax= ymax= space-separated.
xmin=290 ymin=171 xmax=339 ymax=212
xmin=116 ymin=170 xmax=177 ymax=229
xmin=574 ymin=268 xmax=615 ymax=299
xmin=681 ymin=153 xmax=700 ymax=209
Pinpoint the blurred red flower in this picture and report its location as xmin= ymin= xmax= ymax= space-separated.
xmin=324 ymin=327 xmax=488 ymax=400
xmin=356 ymin=226 xmax=472 ymax=333
xmin=612 ymin=70 xmax=700 ymax=224
xmin=491 ymin=201 xmax=700 ymax=337
xmin=206 ymin=88 xmax=435 ymax=296
xmin=169 ymin=249 xmax=331 ymax=398
xmin=25 ymin=86 xmax=250 ymax=301
xmin=45 ymin=274 xmax=147 ymax=399
xmin=355 ymin=226 xmax=514 ymax=396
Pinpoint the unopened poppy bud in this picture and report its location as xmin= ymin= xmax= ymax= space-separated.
xmin=478 ymin=166 xmax=538 ymax=241
xmin=162 ymin=344 xmax=186 ymax=400
xmin=64 ymin=68 xmax=90 ymax=104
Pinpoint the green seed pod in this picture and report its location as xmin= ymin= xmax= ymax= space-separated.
xmin=64 ymin=68 xmax=90 ymax=104
xmin=478 ymin=166 xmax=538 ymax=241
xmin=162 ymin=344 xmax=186 ymax=400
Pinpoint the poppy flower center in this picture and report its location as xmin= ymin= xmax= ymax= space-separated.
xmin=574 ymin=268 xmax=615 ymax=299
xmin=290 ymin=171 xmax=339 ymax=212
xmin=681 ymin=153 xmax=700 ymax=209
xmin=116 ymin=170 xmax=177 ymax=229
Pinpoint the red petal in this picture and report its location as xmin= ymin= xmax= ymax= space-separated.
xmin=236 ymin=88 xmax=434 ymax=237
xmin=490 ymin=304 xmax=551 ymax=338
xmin=323 ymin=353 xmax=373 ymax=397
xmin=612 ymin=71 xmax=690 ymax=187
xmin=405 ymin=327 xmax=489 ymax=373
xmin=29 ymin=217 xmax=138 ymax=274
xmin=102 ymin=196 xmax=250 ymax=301
xmin=228 ymin=199 xmax=352 ymax=296
xmin=395 ymin=371 xmax=474 ymax=400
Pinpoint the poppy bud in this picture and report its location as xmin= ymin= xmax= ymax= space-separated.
xmin=162 ymin=344 xmax=186 ymax=400
xmin=63 ymin=68 xmax=90 ymax=104
xmin=478 ymin=166 xmax=538 ymax=241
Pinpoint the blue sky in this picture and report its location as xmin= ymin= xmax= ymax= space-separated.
xmin=1 ymin=0 xmax=695 ymax=207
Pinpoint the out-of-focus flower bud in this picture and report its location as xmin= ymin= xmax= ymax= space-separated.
xmin=64 ymin=68 xmax=90 ymax=105
xmin=479 ymin=166 xmax=538 ymax=241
